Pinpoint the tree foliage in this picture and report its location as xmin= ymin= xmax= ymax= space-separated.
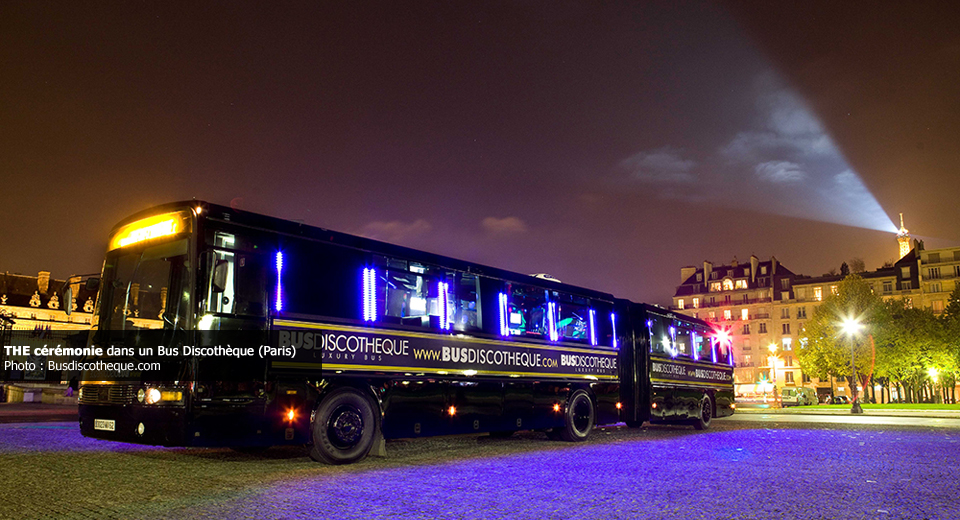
xmin=797 ymin=274 xmax=883 ymax=380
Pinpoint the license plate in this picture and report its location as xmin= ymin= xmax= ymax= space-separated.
xmin=94 ymin=419 xmax=116 ymax=431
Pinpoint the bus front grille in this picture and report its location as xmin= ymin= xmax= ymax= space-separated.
xmin=80 ymin=384 xmax=136 ymax=405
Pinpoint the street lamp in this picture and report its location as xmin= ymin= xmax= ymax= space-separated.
xmin=840 ymin=317 xmax=864 ymax=414
xmin=767 ymin=343 xmax=780 ymax=406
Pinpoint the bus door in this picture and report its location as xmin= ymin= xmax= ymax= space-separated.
xmin=617 ymin=301 xmax=648 ymax=426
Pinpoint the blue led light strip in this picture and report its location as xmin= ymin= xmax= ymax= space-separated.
xmin=588 ymin=309 xmax=597 ymax=346
xmin=547 ymin=301 xmax=558 ymax=342
xmin=611 ymin=313 xmax=618 ymax=349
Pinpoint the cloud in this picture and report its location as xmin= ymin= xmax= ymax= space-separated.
xmin=755 ymin=160 xmax=806 ymax=183
xmin=619 ymin=147 xmax=697 ymax=184
xmin=360 ymin=219 xmax=432 ymax=242
xmin=482 ymin=216 xmax=528 ymax=235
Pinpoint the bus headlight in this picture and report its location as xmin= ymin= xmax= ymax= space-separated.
xmin=142 ymin=387 xmax=183 ymax=405
xmin=145 ymin=388 xmax=162 ymax=405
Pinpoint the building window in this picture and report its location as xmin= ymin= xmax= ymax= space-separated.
xmin=735 ymin=279 xmax=747 ymax=289
xmin=692 ymin=297 xmax=700 ymax=308
xmin=782 ymin=337 xmax=793 ymax=351
xmin=954 ymin=266 xmax=960 ymax=277
xmin=901 ymin=266 xmax=911 ymax=278
xmin=928 ymin=253 xmax=940 ymax=263
xmin=814 ymin=287 xmax=823 ymax=301
xmin=710 ymin=281 xmax=722 ymax=292
xmin=744 ymin=268 xmax=751 ymax=277
xmin=830 ymin=285 xmax=838 ymax=295
xmin=678 ymin=299 xmax=685 ymax=310
xmin=724 ymin=295 xmax=731 ymax=304
xmin=780 ymin=279 xmax=791 ymax=290
xmin=781 ymin=291 xmax=790 ymax=300
xmin=741 ymin=308 xmax=749 ymax=321
xmin=930 ymin=282 xmax=942 ymax=293
xmin=932 ymin=300 xmax=944 ymax=314
xmin=742 ymin=324 xmax=751 ymax=335
xmin=724 ymin=309 xmax=732 ymax=320
xmin=902 ymin=281 xmax=913 ymax=290
xmin=696 ymin=273 xmax=703 ymax=282
xmin=782 ymin=323 xmax=791 ymax=334
xmin=785 ymin=355 xmax=793 ymax=367
xmin=708 ymin=311 xmax=716 ymax=320
xmin=797 ymin=306 xmax=807 ymax=319
xmin=759 ymin=323 xmax=767 ymax=333
xmin=711 ymin=272 xmax=718 ymax=280
xmin=758 ymin=278 xmax=767 ymax=287
xmin=780 ymin=307 xmax=790 ymax=319
xmin=710 ymin=296 xmax=716 ymax=304
xmin=744 ymin=354 xmax=752 ymax=366
xmin=882 ymin=281 xmax=892 ymax=294
xmin=722 ymin=279 xmax=734 ymax=291
xmin=802 ymin=373 xmax=811 ymax=383
xmin=795 ymin=287 xmax=806 ymax=299
xmin=761 ymin=266 xmax=768 ymax=275
xmin=929 ymin=267 xmax=941 ymax=279
xmin=785 ymin=372 xmax=794 ymax=383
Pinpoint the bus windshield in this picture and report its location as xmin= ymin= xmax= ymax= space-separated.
xmin=96 ymin=238 xmax=192 ymax=332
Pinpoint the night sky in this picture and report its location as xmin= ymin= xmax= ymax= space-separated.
xmin=2 ymin=1 xmax=958 ymax=305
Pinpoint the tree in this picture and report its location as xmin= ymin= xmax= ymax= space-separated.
xmin=873 ymin=300 xmax=941 ymax=403
xmin=797 ymin=274 xmax=884 ymax=404
xmin=849 ymin=257 xmax=866 ymax=274
xmin=840 ymin=262 xmax=850 ymax=276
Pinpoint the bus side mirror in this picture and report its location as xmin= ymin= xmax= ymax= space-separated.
xmin=211 ymin=260 xmax=229 ymax=293
xmin=85 ymin=278 xmax=100 ymax=291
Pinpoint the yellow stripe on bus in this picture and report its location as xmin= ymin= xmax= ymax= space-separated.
xmin=271 ymin=361 xmax=617 ymax=380
xmin=272 ymin=319 xmax=616 ymax=356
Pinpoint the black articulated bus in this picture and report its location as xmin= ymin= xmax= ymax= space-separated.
xmin=79 ymin=201 xmax=734 ymax=464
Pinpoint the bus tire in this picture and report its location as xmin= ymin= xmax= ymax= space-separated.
xmin=309 ymin=387 xmax=378 ymax=465
xmin=692 ymin=394 xmax=713 ymax=431
xmin=625 ymin=419 xmax=643 ymax=428
xmin=558 ymin=389 xmax=595 ymax=442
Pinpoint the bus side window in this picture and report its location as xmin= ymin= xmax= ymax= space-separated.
xmin=675 ymin=326 xmax=692 ymax=357
xmin=648 ymin=317 xmax=666 ymax=354
xmin=556 ymin=293 xmax=590 ymax=344
xmin=455 ymin=272 xmax=481 ymax=332
xmin=205 ymin=232 xmax=237 ymax=314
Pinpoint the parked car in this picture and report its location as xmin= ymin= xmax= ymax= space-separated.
xmin=781 ymin=387 xmax=817 ymax=406
xmin=831 ymin=396 xmax=850 ymax=405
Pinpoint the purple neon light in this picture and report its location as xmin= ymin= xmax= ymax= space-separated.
xmin=669 ymin=326 xmax=678 ymax=358
xmin=610 ymin=312 xmax=618 ymax=349
xmin=275 ymin=252 xmax=283 ymax=312
xmin=588 ymin=309 xmax=597 ymax=346
xmin=362 ymin=268 xmax=377 ymax=322
xmin=692 ymin=332 xmax=699 ymax=361
xmin=711 ymin=338 xmax=718 ymax=363
xmin=498 ymin=292 xmax=509 ymax=336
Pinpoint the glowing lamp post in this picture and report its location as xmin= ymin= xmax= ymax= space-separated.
xmin=767 ymin=343 xmax=779 ymax=405
xmin=840 ymin=318 xmax=864 ymax=414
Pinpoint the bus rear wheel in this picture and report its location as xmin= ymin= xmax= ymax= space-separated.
xmin=692 ymin=394 xmax=713 ymax=430
xmin=556 ymin=389 xmax=594 ymax=442
xmin=309 ymin=387 xmax=377 ymax=464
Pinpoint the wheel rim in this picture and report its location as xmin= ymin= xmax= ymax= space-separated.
xmin=571 ymin=396 xmax=593 ymax=434
xmin=327 ymin=404 xmax=364 ymax=450
xmin=701 ymin=398 xmax=712 ymax=424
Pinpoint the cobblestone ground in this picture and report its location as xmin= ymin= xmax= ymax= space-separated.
xmin=0 ymin=420 xmax=958 ymax=519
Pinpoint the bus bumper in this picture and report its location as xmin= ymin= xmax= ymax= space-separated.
xmin=80 ymin=404 xmax=189 ymax=447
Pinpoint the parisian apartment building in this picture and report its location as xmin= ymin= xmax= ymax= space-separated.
xmin=670 ymin=222 xmax=960 ymax=399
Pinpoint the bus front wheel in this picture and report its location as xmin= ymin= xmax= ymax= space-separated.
xmin=692 ymin=394 xmax=713 ymax=430
xmin=309 ymin=387 xmax=378 ymax=464
xmin=555 ymin=389 xmax=594 ymax=442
